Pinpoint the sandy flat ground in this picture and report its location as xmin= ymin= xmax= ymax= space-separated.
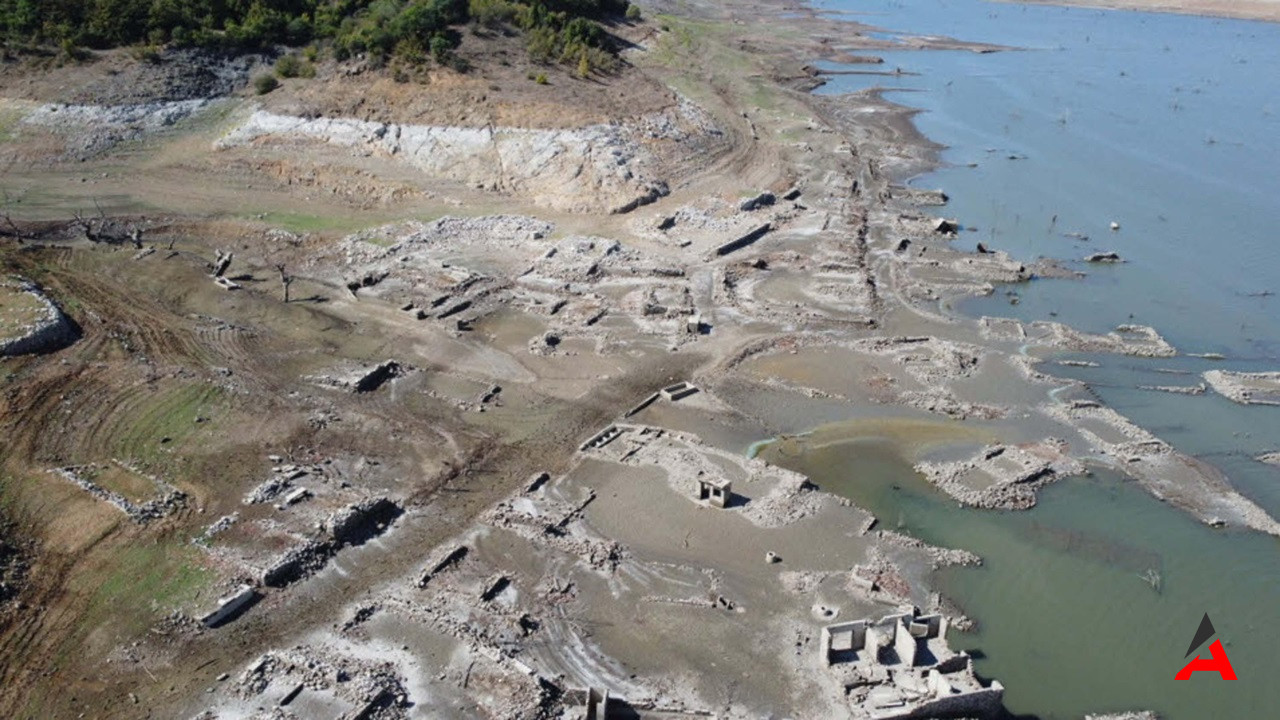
xmin=1014 ymin=0 xmax=1280 ymax=22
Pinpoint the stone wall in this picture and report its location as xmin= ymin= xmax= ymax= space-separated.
xmin=0 ymin=279 xmax=79 ymax=357
xmin=903 ymin=683 xmax=1004 ymax=719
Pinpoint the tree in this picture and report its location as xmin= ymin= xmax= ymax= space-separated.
xmin=429 ymin=33 xmax=453 ymax=64
xmin=274 ymin=263 xmax=293 ymax=303
xmin=0 ymin=210 xmax=23 ymax=243
xmin=254 ymin=73 xmax=279 ymax=94
xmin=0 ymin=191 xmax=25 ymax=243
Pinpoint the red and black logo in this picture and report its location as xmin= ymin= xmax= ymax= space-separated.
xmin=1175 ymin=613 xmax=1236 ymax=681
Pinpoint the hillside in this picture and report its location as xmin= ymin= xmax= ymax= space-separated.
xmin=0 ymin=0 xmax=636 ymax=74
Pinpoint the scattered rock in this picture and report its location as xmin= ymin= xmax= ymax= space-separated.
xmin=1086 ymin=251 xmax=1124 ymax=263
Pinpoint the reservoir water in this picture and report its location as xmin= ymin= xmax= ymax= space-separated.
xmin=776 ymin=1 xmax=1280 ymax=717
xmin=763 ymin=436 xmax=1279 ymax=718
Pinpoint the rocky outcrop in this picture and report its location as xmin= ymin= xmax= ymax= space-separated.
xmin=1204 ymin=370 xmax=1280 ymax=406
xmin=214 ymin=102 xmax=720 ymax=213
xmin=20 ymin=99 xmax=218 ymax=160
xmin=0 ymin=279 xmax=79 ymax=357
xmin=1085 ymin=251 xmax=1124 ymax=263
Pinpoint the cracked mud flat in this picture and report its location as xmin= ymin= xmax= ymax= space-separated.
xmin=0 ymin=0 xmax=1273 ymax=718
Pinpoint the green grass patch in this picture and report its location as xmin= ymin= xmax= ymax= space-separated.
xmin=84 ymin=465 xmax=158 ymax=503
xmin=0 ymin=281 xmax=45 ymax=341
xmin=650 ymin=15 xmax=704 ymax=67
xmin=57 ymin=542 xmax=212 ymax=671
xmin=91 ymin=544 xmax=210 ymax=615
xmin=251 ymin=210 xmax=385 ymax=235
xmin=0 ymin=106 xmax=24 ymax=144
xmin=109 ymin=383 xmax=224 ymax=468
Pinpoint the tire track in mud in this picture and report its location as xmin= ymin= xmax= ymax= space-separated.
xmin=0 ymin=246 xmax=283 ymax=713
xmin=156 ymin=350 xmax=710 ymax=718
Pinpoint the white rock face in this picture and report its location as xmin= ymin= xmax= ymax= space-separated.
xmin=23 ymin=98 xmax=213 ymax=130
xmin=17 ymin=98 xmax=221 ymax=158
xmin=214 ymin=107 xmax=709 ymax=213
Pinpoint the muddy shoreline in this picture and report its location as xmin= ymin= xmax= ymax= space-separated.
xmin=1008 ymin=0 xmax=1280 ymax=24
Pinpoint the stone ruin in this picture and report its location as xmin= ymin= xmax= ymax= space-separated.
xmin=51 ymin=462 xmax=187 ymax=524
xmin=821 ymin=607 xmax=1004 ymax=719
xmin=660 ymin=381 xmax=699 ymax=401
xmin=695 ymin=476 xmax=732 ymax=509
xmin=200 ymin=584 xmax=257 ymax=628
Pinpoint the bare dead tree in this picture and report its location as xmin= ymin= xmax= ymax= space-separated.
xmin=0 ymin=191 xmax=24 ymax=243
xmin=71 ymin=209 xmax=102 ymax=242
xmin=213 ymin=250 xmax=233 ymax=278
xmin=274 ymin=263 xmax=293 ymax=303
xmin=0 ymin=211 xmax=22 ymax=243
xmin=68 ymin=199 xmax=146 ymax=246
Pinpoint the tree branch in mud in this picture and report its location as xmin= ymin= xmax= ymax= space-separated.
xmin=275 ymin=263 xmax=293 ymax=303
xmin=69 ymin=200 xmax=144 ymax=246
xmin=213 ymin=250 xmax=233 ymax=278
xmin=71 ymin=210 xmax=101 ymax=243
xmin=0 ymin=212 xmax=22 ymax=243
xmin=0 ymin=192 xmax=24 ymax=243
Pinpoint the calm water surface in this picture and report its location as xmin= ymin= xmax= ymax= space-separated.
xmin=780 ymin=1 xmax=1280 ymax=717
xmin=765 ymin=437 xmax=1279 ymax=718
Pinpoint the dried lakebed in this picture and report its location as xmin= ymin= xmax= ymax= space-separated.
xmin=1 ymin=0 xmax=1279 ymax=718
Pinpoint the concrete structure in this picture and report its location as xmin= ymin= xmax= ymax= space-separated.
xmin=583 ymin=687 xmax=609 ymax=720
xmin=201 ymin=584 xmax=257 ymax=628
xmin=580 ymin=425 xmax=623 ymax=452
xmin=821 ymin=620 xmax=870 ymax=664
xmin=696 ymin=477 xmax=732 ymax=508
xmin=623 ymin=392 xmax=660 ymax=418
xmin=892 ymin=618 xmax=918 ymax=667
xmin=712 ymin=222 xmax=772 ymax=256
xmin=660 ymin=381 xmax=699 ymax=401
xmin=280 ymin=487 xmax=310 ymax=507
xmin=686 ymin=313 xmax=704 ymax=334
xmin=820 ymin=607 xmax=999 ymax=719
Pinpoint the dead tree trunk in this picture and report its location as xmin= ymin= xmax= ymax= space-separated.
xmin=72 ymin=211 xmax=101 ymax=242
xmin=0 ymin=212 xmax=23 ymax=243
xmin=213 ymin=250 xmax=233 ymax=278
xmin=275 ymin=263 xmax=293 ymax=303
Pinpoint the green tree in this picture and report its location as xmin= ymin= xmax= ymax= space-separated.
xmin=253 ymin=72 xmax=279 ymax=94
